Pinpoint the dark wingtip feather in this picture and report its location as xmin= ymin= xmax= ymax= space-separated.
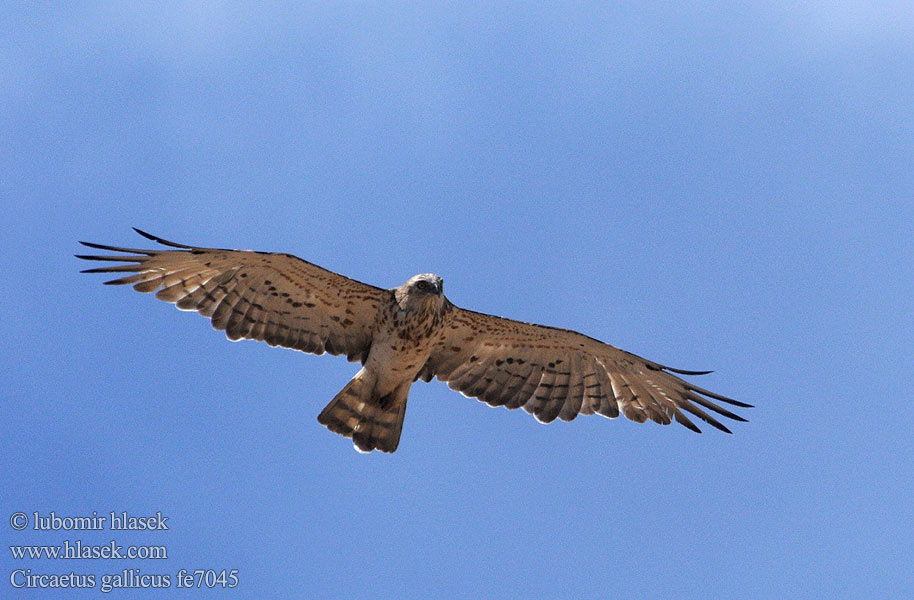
xmin=712 ymin=395 xmax=753 ymax=409
xmin=647 ymin=362 xmax=713 ymax=376
xmin=679 ymin=399 xmax=736 ymax=433
xmin=78 ymin=241 xmax=112 ymax=251
xmin=709 ymin=394 xmax=753 ymax=409
xmin=683 ymin=392 xmax=749 ymax=429
xmin=75 ymin=254 xmax=144 ymax=263
xmin=674 ymin=411 xmax=702 ymax=433
xmin=77 ymin=241 xmax=154 ymax=255
xmin=79 ymin=264 xmax=141 ymax=274
xmin=686 ymin=381 xmax=753 ymax=408
xmin=653 ymin=362 xmax=753 ymax=414
xmin=667 ymin=366 xmax=714 ymax=376
xmin=132 ymin=227 xmax=160 ymax=241
xmin=701 ymin=416 xmax=733 ymax=434
xmin=133 ymin=227 xmax=193 ymax=249
xmin=79 ymin=241 xmax=119 ymax=251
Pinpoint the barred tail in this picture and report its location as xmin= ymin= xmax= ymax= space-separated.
xmin=317 ymin=373 xmax=409 ymax=453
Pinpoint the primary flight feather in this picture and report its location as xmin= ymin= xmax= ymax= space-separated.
xmin=77 ymin=228 xmax=750 ymax=453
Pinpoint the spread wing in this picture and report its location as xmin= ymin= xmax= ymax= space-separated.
xmin=77 ymin=228 xmax=388 ymax=362
xmin=418 ymin=306 xmax=750 ymax=433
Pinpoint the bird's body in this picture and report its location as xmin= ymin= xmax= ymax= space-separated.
xmin=77 ymin=229 xmax=750 ymax=453
xmin=368 ymin=279 xmax=450 ymax=395
xmin=318 ymin=274 xmax=450 ymax=452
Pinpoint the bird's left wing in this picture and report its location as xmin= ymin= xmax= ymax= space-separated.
xmin=417 ymin=306 xmax=750 ymax=432
xmin=77 ymin=229 xmax=389 ymax=363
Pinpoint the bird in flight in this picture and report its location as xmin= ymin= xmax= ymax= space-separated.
xmin=77 ymin=229 xmax=750 ymax=453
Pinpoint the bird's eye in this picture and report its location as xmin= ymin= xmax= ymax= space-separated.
xmin=417 ymin=281 xmax=428 ymax=290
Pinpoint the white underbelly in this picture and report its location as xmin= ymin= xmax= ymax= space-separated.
xmin=364 ymin=333 xmax=433 ymax=396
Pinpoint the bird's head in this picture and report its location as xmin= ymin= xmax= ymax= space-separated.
xmin=395 ymin=273 xmax=444 ymax=310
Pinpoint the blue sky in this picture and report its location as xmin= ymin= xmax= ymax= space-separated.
xmin=2 ymin=3 xmax=912 ymax=598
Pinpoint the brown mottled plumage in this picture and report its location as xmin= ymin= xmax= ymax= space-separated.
xmin=77 ymin=229 xmax=750 ymax=453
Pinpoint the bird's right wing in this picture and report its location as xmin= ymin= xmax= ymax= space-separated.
xmin=77 ymin=229 xmax=390 ymax=363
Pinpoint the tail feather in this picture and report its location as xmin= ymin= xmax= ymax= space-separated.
xmin=317 ymin=375 xmax=409 ymax=453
